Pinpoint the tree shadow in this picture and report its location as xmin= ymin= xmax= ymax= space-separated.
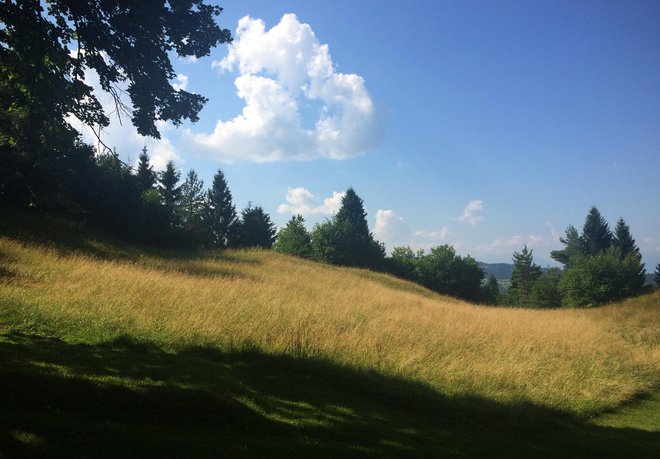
xmin=0 ymin=331 xmax=657 ymax=458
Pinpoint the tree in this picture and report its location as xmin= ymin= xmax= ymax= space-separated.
xmin=136 ymin=146 xmax=156 ymax=193
xmin=179 ymin=169 xmax=206 ymax=244
xmin=507 ymin=246 xmax=542 ymax=306
xmin=655 ymin=263 xmax=660 ymax=287
xmin=1 ymin=0 xmax=231 ymax=140
xmin=235 ymin=204 xmax=276 ymax=249
xmin=204 ymin=169 xmax=237 ymax=248
xmin=482 ymin=274 xmax=500 ymax=305
xmin=530 ymin=268 xmax=562 ymax=308
xmin=273 ymin=215 xmax=312 ymax=258
xmin=581 ymin=207 xmax=612 ymax=256
xmin=612 ymin=218 xmax=639 ymax=260
xmin=413 ymin=245 xmax=484 ymax=302
xmin=311 ymin=187 xmax=385 ymax=268
xmin=551 ymin=225 xmax=581 ymax=267
xmin=158 ymin=161 xmax=181 ymax=211
xmin=559 ymin=248 xmax=645 ymax=307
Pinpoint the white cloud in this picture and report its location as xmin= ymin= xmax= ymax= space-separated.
xmin=172 ymin=74 xmax=189 ymax=91
xmin=184 ymin=14 xmax=381 ymax=162
xmin=373 ymin=209 xmax=451 ymax=253
xmin=454 ymin=199 xmax=484 ymax=226
xmin=65 ymin=64 xmax=182 ymax=171
xmin=374 ymin=210 xmax=410 ymax=248
xmin=277 ymin=187 xmax=344 ymax=215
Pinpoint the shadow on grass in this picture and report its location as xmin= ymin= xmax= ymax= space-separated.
xmin=0 ymin=330 xmax=657 ymax=458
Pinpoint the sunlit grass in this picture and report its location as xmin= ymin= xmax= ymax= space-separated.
xmin=1 ymin=236 xmax=658 ymax=418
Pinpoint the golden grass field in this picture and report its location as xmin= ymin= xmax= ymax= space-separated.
xmin=1 ymin=235 xmax=658 ymax=418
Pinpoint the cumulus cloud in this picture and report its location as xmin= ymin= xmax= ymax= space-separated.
xmin=65 ymin=64 xmax=182 ymax=171
xmin=454 ymin=200 xmax=484 ymax=226
xmin=184 ymin=14 xmax=381 ymax=162
xmin=277 ymin=187 xmax=344 ymax=215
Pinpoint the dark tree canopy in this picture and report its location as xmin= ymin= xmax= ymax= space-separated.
xmin=235 ymin=204 xmax=276 ymax=249
xmin=1 ymin=0 xmax=232 ymax=140
xmin=136 ymin=147 xmax=157 ymax=193
xmin=158 ymin=160 xmax=181 ymax=211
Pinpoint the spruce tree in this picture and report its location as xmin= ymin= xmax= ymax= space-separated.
xmin=612 ymin=218 xmax=639 ymax=259
xmin=204 ymin=169 xmax=237 ymax=248
xmin=273 ymin=215 xmax=312 ymax=258
xmin=580 ymin=206 xmax=612 ymax=256
xmin=135 ymin=146 xmax=156 ymax=193
xmin=158 ymin=161 xmax=181 ymax=207
xmin=324 ymin=188 xmax=385 ymax=268
xmin=235 ymin=203 xmax=277 ymax=249
xmin=508 ymin=245 xmax=542 ymax=306
xmin=655 ymin=263 xmax=660 ymax=287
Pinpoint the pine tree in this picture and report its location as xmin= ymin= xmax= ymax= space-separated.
xmin=273 ymin=215 xmax=312 ymax=258
xmin=135 ymin=146 xmax=156 ymax=193
xmin=204 ymin=169 xmax=237 ymax=248
xmin=508 ymin=245 xmax=542 ymax=306
xmin=655 ymin=263 xmax=660 ymax=287
xmin=551 ymin=225 xmax=582 ymax=267
xmin=580 ymin=206 xmax=612 ymax=256
xmin=235 ymin=203 xmax=277 ymax=249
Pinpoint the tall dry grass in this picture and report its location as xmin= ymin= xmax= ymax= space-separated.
xmin=1 ymin=236 xmax=658 ymax=416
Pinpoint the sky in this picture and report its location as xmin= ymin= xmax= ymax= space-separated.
xmin=70 ymin=0 xmax=660 ymax=267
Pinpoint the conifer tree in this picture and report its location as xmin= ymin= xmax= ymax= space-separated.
xmin=135 ymin=146 xmax=156 ymax=193
xmin=655 ymin=263 xmax=660 ymax=287
xmin=179 ymin=169 xmax=206 ymax=243
xmin=204 ymin=169 xmax=237 ymax=248
xmin=551 ymin=225 xmax=582 ymax=267
xmin=310 ymin=188 xmax=385 ymax=268
xmin=508 ymin=245 xmax=542 ymax=306
xmin=235 ymin=203 xmax=277 ymax=249
xmin=158 ymin=160 xmax=181 ymax=210
xmin=580 ymin=206 xmax=612 ymax=256
xmin=612 ymin=218 xmax=639 ymax=259
xmin=273 ymin=215 xmax=312 ymax=258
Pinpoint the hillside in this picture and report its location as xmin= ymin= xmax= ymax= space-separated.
xmin=1 ymin=212 xmax=658 ymax=457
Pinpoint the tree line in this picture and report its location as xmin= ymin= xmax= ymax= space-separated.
xmin=500 ymin=207 xmax=650 ymax=307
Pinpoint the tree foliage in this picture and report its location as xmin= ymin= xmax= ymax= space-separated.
xmin=136 ymin=146 xmax=157 ymax=193
xmin=204 ymin=169 xmax=237 ymax=248
xmin=235 ymin=204 xmax=277 ymax=249
xmin=507 ymin=246 xmax=542 ymax=306
xmin=311 ymin=188 xmax=385 ymax=269
xmin=273 ymin=215 xmax=312 ymax=258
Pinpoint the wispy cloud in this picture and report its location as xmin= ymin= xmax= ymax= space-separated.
xmin=373 ymin=209 xmax=451 ymax=253
xmin=454 ymin=199 xmax=484 ymax=226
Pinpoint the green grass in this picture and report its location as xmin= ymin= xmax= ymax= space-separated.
xmin=1 ymin=205 xmax=658 ymax=457
xmin=1 ymin=328 xmax=658 ymax=458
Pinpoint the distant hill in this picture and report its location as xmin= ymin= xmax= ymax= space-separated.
xmin=479 ymin=262 xmax=514 ymax=280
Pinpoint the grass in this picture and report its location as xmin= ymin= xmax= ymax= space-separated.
xmin=1 ymin=207 xmax=659 ymax=456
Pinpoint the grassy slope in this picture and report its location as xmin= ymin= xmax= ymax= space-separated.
xmin=1 ymin=208 xmax=658 ymax=457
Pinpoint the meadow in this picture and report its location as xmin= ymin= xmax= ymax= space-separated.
xmin=0 ymin=212 xmax=658 ymax=456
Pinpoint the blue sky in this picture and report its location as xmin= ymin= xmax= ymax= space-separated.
xmin=73 ymin=0 xmax=660 ymax=267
